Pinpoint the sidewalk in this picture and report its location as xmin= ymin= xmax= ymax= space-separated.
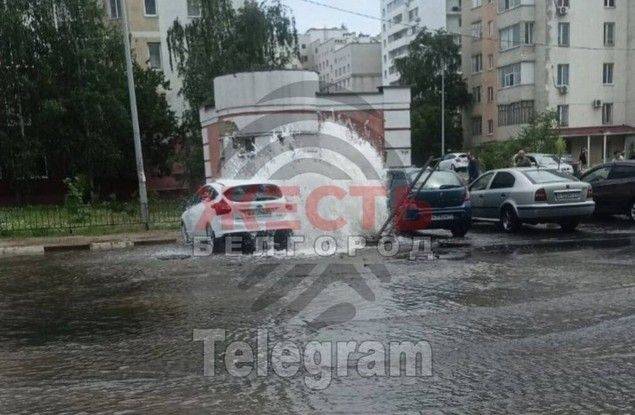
xmin=0 ymin=230 xmax=179 ymax=257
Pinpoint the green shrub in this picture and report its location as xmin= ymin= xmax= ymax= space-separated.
xmin=473 ymin=111 xmax=565 ymax=171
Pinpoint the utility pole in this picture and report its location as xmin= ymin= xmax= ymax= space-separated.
xmin=441 ymin=58 xmax=446 ymax=157
xmin=120 ymin=0 xmax=149 ymax=229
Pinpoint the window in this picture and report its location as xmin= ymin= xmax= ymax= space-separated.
xmin=472 ymin=21 xmax=483 ymax=40
xmin=487 ymin=119 xmax=494 ymax=135
xmin=500 ymin=63 xmax=521 ymax=87
xmin=109 ymin=0 xmax=121 ymax=18
xmin=558 ymin=22 xmax=570 ymax=47
xmin=522 ymin=22 xmax=534 ymax=45
xmin=187 ymin=0 xmax=201 ymax=17
xmin=583 ymin=166 xmax=610 ymax=183
xmin=602 ymin=103 xmax=613 ymax=124
xmin=604 ymin=0 xmax=615 ymax=7
xmin=556 ymin=105 xmax=569 ymax=126
xmin=144 ymin=0 xmax=157 ymax=15
xmin=557 ymin=64 xmax=569 ymax=86
xmin=473 ymin=0 xmax=482 ymax=7
xmin=148 ymin=42 xmax=162 ymax=69
xmin=498 ymin=0 xmax=521 ymax=12
xmin=498 ymin=100 xmax=535 ymax=126
xmin=603 ymin=63 xmax=614 ymax=84
xmin=488 ymin=54 xmax=494 ymax=69
xmin=487 ymin=86 xmax=494 ymax=102
xmin=473 ymin=86 xmax=482 ymax=103
xmin=408 ymin=7 xmax=418 ymax=20
xmin=490 ymin=172 xmax=516 ymax=189
xmin=470 ymin=172 xmax=494 ymax=191
xmin=232 ymin=136 xmax=256 ymax=153
xmin=604 ymin=23 xmax=615 ymax=46
xmin=472 ymin=117 xmax=483 ymax=136
xmin=472 ymin=54 xmax=483 ymax=73
xmin=609 ymin=165 xmax=635 ymax=179
xmin=556 ymin=0 xmax=570 ymax=6
xmin=500 ymin=24 xmax=521 ymax=51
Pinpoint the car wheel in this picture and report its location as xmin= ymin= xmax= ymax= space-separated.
xmin=274 ymin=230 xmax=291 ymax=250
xmin=499 ymin=206 xmax=521 ymax=233
xmin=451 ymin=223 xmax=470 ymax=238
xmin=181 ymin=222 xmax=191 ymax=245
xmin=205 ymin=224 xmax=216 ymax=253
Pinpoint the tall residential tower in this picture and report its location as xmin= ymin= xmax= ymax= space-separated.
xmin=380 ymin=0 xmax=462 ymax=85
xmin=462 ymin=0 xmax=635 ymax=164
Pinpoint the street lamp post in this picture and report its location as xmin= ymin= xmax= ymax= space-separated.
xmin=441 ymin=58 xmax=446 ymax=157
xmin=120 ymin=0 xmax=150 ymax=229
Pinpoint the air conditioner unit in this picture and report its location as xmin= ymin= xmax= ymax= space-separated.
xmin=558 ymin=85 xmax=569 ymax=95
xmin=592 ymin=99 xmax=603 ymax=109
xmin=556 ymin=6 xmax=568 ymax=16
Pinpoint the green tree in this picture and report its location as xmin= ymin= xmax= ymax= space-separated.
xmin=395 ymin=28 xmax=470 ymax=165
xmin=474 ymin=111 xmax=564 ymax=171
xmin=0 ymin=0 xmax=177 ymax=200
xmin=167 ymin=0 xmax=298 ymax=187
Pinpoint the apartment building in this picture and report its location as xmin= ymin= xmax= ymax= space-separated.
xmin=380 ymin=0 xmax=462 ymax=85
xmin=462 ymin=0 xmax=635 ymax=165
xmin=298 ymin=29 xmax=382 ymax=93
xmin=104 ymin=0 xmax=247 ymax=117
xmin=298 ymin=27 xmax=348 ymax=70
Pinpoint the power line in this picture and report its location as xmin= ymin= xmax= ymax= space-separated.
xmin=294 ymin=0 xmax=635 ymax=53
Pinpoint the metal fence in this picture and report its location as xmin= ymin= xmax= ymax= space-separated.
xmin=0 ymin=199 xmax=182 ymax=234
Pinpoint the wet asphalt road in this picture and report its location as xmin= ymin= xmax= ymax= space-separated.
xmin=0 ymin=233 xmax=633 ymax=413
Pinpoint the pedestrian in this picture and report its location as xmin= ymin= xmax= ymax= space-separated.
xmin=612 ymin=151 xmax=624 ymax=161
xmin=514 ymin=149 xmax=532 ymax=167
xmin=579 ymin=148 xmax=588 ymax=167
xmin=467 ymin=153 xmax=481 ymax=183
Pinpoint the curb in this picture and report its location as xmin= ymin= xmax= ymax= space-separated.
xmin=0 ymin=237 xmax=180 ymax=258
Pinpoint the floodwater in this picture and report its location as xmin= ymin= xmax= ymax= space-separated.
xmin=0 ymin=244 xmax=633 ymax=414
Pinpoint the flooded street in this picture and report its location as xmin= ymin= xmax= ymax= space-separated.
xmin=0 ymin=243 xmax=633 ymax=414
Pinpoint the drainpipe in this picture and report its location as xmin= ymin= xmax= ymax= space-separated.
xmin=603 ymin=133 xmax=608 ymax=163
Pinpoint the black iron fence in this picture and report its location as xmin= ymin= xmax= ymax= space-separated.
xmin=0 ymin=199 xmax=182 ymax=235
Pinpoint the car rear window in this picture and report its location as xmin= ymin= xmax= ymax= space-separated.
xmin=224 ymin=184 xmax=283 ymax=202
xmin=410 ymin=171 xmax=463 ymax=190
xmin=523 ymin=170 xmax=577 ymax=184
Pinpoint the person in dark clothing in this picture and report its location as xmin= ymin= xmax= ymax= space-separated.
xmin=579 ymin=148 xmax=588 ymax=167
xmin=514 ymin=150 xmax=532 ymax=167
xmin=467 ymin=153 xmax=481 ymax=183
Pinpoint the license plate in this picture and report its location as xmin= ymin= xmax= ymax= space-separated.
xmin=555 ymin=192 xmax=580 ymax=202
xmin=241 ymin=209 xmax=272 ymax=217
xmin=432 ymin=214 xmax=454 ymax=221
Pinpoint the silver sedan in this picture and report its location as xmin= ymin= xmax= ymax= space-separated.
xmin=469 ymin=168 xmax=595 ymax=232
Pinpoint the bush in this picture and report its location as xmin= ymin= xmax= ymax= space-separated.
xmin=473 ymin=111 xmax=566 ymax=171
xmin=63 ymin=177 xmax=90 ymax=224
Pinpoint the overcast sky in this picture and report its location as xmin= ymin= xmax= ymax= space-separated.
xmin=281 ymin=0 xmax=382 ymax=36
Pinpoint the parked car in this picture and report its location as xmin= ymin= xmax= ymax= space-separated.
xmin=181 ymin=180 xmax=296 ymax=251
xmin=580 ymin=160 xmax=635 ymax=221
xmin=438 ymin=153 xmax=469 ymax=172
xmin=469 ymin=168 xmax=595 ymax=232
xmin=387 ymin=168 xmax=472 ymax=237
xmin=527 ymin=153 xmax=574 ymax=174
xmin=559 ymin=153 xmax=575 ymax=165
